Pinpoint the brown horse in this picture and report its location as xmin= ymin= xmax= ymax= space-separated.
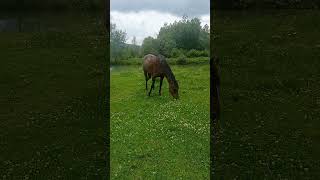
xmin=143 ymin=54 xmax=179 ymax=99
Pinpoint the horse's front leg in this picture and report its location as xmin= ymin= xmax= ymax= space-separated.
xmin=144 ymin=72 xmax=150 ymax=95
xmin=146 ymin=79 xmax=148 ymax=91
xmin=145 ymin=80 xmax=149 ymax=96
xmin=148 ymin=77 xmax=155 ymax=96
xmin=159 ymin=76 xmax=164 ymax=95
xmin=145 ymin=78 xmax=149 ymax=92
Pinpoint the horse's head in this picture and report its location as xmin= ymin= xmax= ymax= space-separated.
xmin=169 ymin=80 xmax=179 ymax=99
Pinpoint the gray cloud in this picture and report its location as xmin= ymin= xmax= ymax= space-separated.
xmin=111 ymin=0 xmax=210 ymax=17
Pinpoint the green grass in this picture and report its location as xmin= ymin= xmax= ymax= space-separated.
xmin=213 ymin=10 xmax=320 ymax=178
xmin=0 ymin=13 xmax=108 ymax=179
xmin=110 ymin=65 xmax=210 ymax=178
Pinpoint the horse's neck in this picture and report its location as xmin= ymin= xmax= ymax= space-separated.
xmin=163 ymin=65 xmax=175 ymax=83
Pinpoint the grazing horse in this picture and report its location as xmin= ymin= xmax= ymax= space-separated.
xmin=143 ymin=54 xmax=179 ymax=99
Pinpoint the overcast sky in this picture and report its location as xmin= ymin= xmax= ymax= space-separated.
xmin=111 ymin=0 xmax=210 ymax=45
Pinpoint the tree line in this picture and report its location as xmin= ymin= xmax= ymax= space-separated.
xmin=110 ymin=16 xmax=210 ymax=63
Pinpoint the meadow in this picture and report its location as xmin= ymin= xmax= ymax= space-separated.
xmin=110 ymin=64 xmax=210 ymax=179
xmin=213 ymin=10 xmax=320 ymax=178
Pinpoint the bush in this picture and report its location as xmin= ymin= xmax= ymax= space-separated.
xmin=177 ymin=55 xmax=187 ymax=65
xmin=186 ymin=49 xmax=209 ymax=57
xmin=170 ymin=48 xmax=183 ymax=58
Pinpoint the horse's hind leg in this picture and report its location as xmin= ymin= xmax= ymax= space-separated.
xmin=159 ymin=76 xmax=164 ymax=95
xmin=144 ymin=72 xmax=151 ymax=95
xmin=144 ymin=71 xmax=148 ymax=91
xmin=148 ymin=77 xmax=155 ymax=96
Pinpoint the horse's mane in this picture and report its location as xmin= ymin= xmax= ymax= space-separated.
xmin=157 ymin=54 xmax=178 ymax=88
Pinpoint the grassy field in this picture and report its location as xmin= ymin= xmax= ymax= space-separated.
xmin=0 ymin=12 xmax=108 ymax=179
xmin=213 ymin=10 xmax=320 ymax=178
xmin=110 ymin=64 xmax=210 ymax=178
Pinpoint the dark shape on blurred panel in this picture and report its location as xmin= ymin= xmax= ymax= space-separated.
xmin=211 ymin=56 xmax=220 ymax=120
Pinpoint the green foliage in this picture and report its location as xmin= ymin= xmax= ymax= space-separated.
xmin=141 ymin=36 xmax=160 ymax=55
xmin=170 ymin=48 xmax=184 ymax=58
xmin=156 ymin=17 xmax=210 ymax=55
xmin=186 ymin=49 xmax=209 ymax=58
xmin=110 ymin=23 xmax=127 ymax=62
xmin=199 ymin=24 xmax=210 ymax=51
xmin=176 ymin=55 xmax=187 ymax=65
xmin=159 ymin=38 xmax=177 ymax=57
xmin=121 ymin=44 xmax=141 ymax=60
xmin=140 ymin=17 xmax=210 ymax=58
xmin=112 ymin=16 xmax=210 ymax=61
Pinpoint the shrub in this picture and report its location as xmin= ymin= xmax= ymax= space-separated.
xmin=186 ymin=49 xmax=209 ymax=57
xmin=177 ymin=55 xmax=187 ymax=65
xmin=170 ymin=48 xmax=183 ymax=58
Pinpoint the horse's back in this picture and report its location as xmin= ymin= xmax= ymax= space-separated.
xmin=143 ymin=54 xmax=160 ymax=73
xmin=143 ymin=54 xmax=158 ymax=64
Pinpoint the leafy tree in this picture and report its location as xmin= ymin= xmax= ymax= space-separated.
xmin=123 ymin=44 xmax=141 ymax=59
xmin=140 ymin=16 xmax=210 ymax=58
xmin=159 ymin=38 xmax=176 ymax=57
xmin=170 ymin=48 xmax=184 ymax=58
xmin=199 ymin=24 xmax=210 ymax=51
xmin=110 ymin=23 xmax=127 ymax=62
xmin=156 ymin=17 xmax=209 ymax=56
xmin=132 ymin=36 xmax=137 ymax=46
xmin=130 ymin=36 xmax=140 ymax=57
xmin=141 ymin=36 xmax=159 ymax=55
xmin=112 ymin=16 xmax=210 ymax=60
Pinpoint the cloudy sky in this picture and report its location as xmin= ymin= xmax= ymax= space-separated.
xmin=111 ymin=0 xmax=210 ymax=45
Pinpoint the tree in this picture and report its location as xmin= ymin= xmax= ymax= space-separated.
xmin=157 ymin=17 xmax=204 ymax=53
xmin=129 ymin=36 xmax=140 ymax=58
xmin=110 ymin=23 xmax=127 ymax=62
xmin=158 ymin=38 xmax=176 ymax=57
xmin=132 ymin=36 xmax=137 ymax=45
xmin=199 ymin=24 xmax=210 ymax=51
xmin=141 ymin=36 xmax=159 ymax=55
xmin=140 ymin=16 xmax=210 ymax=58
